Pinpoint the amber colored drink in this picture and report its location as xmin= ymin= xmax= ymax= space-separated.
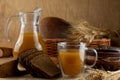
xmin=13 ymin=33 xmax=47 ymax=58
xmin=59 ymin=49 xmax=83 ymax=76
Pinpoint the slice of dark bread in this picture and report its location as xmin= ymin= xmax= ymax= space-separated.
xmin=25 ymin=52 xmax=40 ymax=66
xmin=30 ymin=54 xmax=61 ymax=78
xmin=18 ymin=48 xmax=38 ymax=67
xmin=24 ymin=51 xmax=43 ymax=77
xmin=18 ymin=48 xmax=61 ymax=78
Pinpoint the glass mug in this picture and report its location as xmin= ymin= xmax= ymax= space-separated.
xmin=57 ymin=42 xmax=98 ymax=78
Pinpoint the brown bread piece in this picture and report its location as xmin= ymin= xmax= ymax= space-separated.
xmin=19 ymin=48 xmax=38 ymax=60
xmin=25 ymin=51 xmax=40 ymax=67
xmin=30 ymin=54 xmax=61 ymax=78
xmin=24 ymin=51 xmax=43 ymax=77
xmin=40 ymin=17 xmax=71 ymax=39
xmin=18 ymin=48 xmax=42 ymax=76
xmin=18 ymin=48 xmax=38 ymax=67
xmin=0 ymin=58 xmax=22 ymax=77
xmin=18 ymin=48 xmax=61 ymax=78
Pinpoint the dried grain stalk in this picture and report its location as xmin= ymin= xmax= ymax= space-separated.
xmin=67 ymin=20 xmax=108 ymax=45
xmin=66 ymin=20 xmax=120 ymax=47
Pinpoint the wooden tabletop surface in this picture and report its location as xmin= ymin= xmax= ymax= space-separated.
xmin=0 ymin=68 xmax=120 ymax=80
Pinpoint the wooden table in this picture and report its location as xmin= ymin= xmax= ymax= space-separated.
xmin=0 ymin=68 xmax=120 ymax=80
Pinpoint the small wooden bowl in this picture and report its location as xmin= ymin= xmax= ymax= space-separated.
xmin=86 ymin=46 xmax=120 ymax=71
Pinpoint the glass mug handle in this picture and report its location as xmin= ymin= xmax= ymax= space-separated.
xmin=85 ymin=48 xmax=98 ymax=68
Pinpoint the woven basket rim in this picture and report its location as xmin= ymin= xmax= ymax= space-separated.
xmin=44 ymin=38 xmax=74 ymax=41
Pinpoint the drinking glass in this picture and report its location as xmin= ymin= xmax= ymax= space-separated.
xmin=57 ymin=42 xmax=97 ymax=78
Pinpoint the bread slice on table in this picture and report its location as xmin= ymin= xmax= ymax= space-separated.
xmin=18 ymin=48 xmax=61 ymax=78
xmin=30 ymin=54 xmax=61 ymax=78
xmin=18 ymin=48 xmax=39 ymax=66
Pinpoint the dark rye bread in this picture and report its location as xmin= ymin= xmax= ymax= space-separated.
xmin=19 ymin=48 xmax=38 ymax=61
xmin=30 ymin=54 xmax=61 ymax=78
xmin=18 ymin=48 xmax=38 ymax=67
xmin=18 ymin=48 xmax=61 ymax=78
xmin=18 ymin=49 xmax=44 ymax=77
xmin=24 ymin=51 xmax=43 ymax=77
xmin=24 ymin=52 xmax=40 ymax=67
xmin=40 ymin=17 xmax=71 ymax=39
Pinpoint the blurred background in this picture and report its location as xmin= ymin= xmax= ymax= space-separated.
xmin=0 ymin=0 xmax=120 ymax=47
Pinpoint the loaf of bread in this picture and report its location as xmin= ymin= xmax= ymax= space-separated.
xmin=18 ymin=48 xmax=61 ymax=78
xmin=40 ymin=17 xmax=71 ymax=39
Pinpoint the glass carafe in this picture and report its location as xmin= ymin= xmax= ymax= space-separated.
xmin=5 ymin=8 xmax=47 ymax=59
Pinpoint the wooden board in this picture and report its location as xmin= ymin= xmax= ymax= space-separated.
xmin=0 ymin=69 xmax=120 ymax=80
xmin=0 ymin=58 xmax=19 ymax=77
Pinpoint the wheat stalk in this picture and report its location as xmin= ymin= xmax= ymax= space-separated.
xmin=67 ymin=20 xmax=108 ymax=45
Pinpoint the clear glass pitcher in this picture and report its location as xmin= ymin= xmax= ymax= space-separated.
xmin=5 ymin=8 xmax=47 ymax=59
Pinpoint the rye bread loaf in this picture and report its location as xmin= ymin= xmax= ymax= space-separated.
xmin=40 ymin=17 xmax=71 ymax=39
xmin=18 ymin=48 xmax=61 ymax=78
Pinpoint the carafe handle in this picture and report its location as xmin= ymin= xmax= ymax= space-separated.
xmin=4 ymin=15 xmax=19 ymax=42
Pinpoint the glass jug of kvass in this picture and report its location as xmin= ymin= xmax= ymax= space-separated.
xmin=5 ymin=8 xmax=47 ymax=59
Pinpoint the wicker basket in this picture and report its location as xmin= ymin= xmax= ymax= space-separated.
xmin=44 ymin=38 xmax=110 ymax=65
xmin=88 ymin=38 xmax=111 ymax=48
xmin=44 ymin=38 xmax=73 ymax=57
xmin=44 ymin=38 xmax=110 ymax=57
